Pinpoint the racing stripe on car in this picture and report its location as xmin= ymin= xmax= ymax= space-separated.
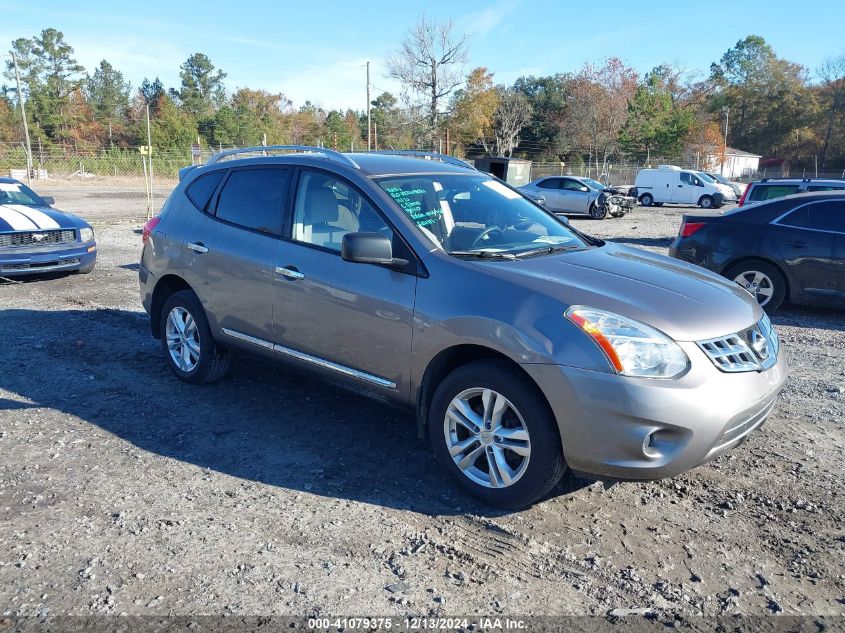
xmin=5 ymin=204 xmax=62 ymax=229
xmin=0 ymin=205 xmax=38 ymax=231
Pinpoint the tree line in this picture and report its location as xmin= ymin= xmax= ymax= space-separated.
xmin=3 ymin=21 xmax=845 ymax=173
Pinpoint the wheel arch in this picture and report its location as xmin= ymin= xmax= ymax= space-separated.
xmin=149 ymin=274 xmax=195 ymax=339
xmin=415 ymin=344 xmax=554 ymax=440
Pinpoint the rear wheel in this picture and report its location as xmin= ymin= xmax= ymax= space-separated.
xmin=640 ymin=193 xmax=654 ymax=207
xmin=724 ymin=260 xmax=786 ymax=311
xmin=159 ymin=290 xmax=231 ymax=383
xmin=428 ymin=360 xmax=566 ymax=509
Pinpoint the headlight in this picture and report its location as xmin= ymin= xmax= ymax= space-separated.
xmin=565 ymin=306 xmax=690 ymax=378
xmin=79 ymin=227 xmax=94 ymax=242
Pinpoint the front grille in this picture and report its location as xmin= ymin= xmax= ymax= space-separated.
xmin=0 ymin=229 xmax=76 ymax=248
xmin=697 ymin=315 xmax=780 ymax=373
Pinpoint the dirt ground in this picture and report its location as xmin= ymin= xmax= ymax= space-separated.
xmin=1 ymin=185 xmax=843 ymax=619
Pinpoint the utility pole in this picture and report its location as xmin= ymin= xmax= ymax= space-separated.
xmin=374 ymin=123 xmax=378 ymax=151
xmin=721 ymin=107 xmax=729 ymax=176
xmin=366 ymin=61 xmax=372 ymax=152
xmin=11 ymin=52 xmax=33 ymax=185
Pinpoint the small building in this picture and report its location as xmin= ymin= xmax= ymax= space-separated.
xmin=473 ymin=157 xmax=532 ymax=187
xmin=695 ymin=146 xmax=761 ymax=179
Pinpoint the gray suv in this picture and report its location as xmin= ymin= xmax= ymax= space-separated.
xmin=140 ymin=146 xmax=787 ymax=508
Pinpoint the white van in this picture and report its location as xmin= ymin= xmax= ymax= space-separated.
xmin=634 ymin=166 xmax=737 ymax=208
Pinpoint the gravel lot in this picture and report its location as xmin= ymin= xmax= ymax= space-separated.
xmin=1 ymin=185 xmax=843 ymax=619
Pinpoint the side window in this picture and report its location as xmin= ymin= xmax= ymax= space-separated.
xmin=214 ymin=168 xmax=289 ymax=234
xmin=749 ymin=184 xmax=800 ymax=202
xmin=680 ymin=172 xmax=692 ymax=185
xmin=777 ymin=207 xmax=807 ymax=228
xmin=807 ymin=185 xmax=845 ymax=192
xmin=537 ymin=179 xmax=559 ymax=190
xmin=186 ymin=171 xmax=224 ymax=211
xmin=560 ymin=179 xmax=583 ymax=191
xmin=805 ymin=201 xmax=845 ymax=233
xmin=292 ymin=171 xmax=392 ymax=251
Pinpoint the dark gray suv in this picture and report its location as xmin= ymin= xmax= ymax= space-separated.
xmin=140 ymin=146 xmax=787 ymax=508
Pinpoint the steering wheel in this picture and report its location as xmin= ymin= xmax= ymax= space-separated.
xmin=469 ymin=227 xmax=503 ymax=249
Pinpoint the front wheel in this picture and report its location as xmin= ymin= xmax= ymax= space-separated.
xmin=639 ymin=193 xmax=654 ymax=207
xmin=724 ymin=260 xmax=786 ymax=311
xmin=699 ymin=195 xmax=715 ymax=209
xmin=428 ymin=360 xmax=566 ymax=509
xmin=589 ymin=203 xmax=608 ymax=220
xmin=159 ymin=290 xmax=231 ymax=383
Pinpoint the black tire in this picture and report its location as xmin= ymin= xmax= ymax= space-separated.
xmin=589 ymin=203 xmax=608 ymax=220
xmin=428 ymin=360 xmax=566 ymax=509
xmin=76 ymin=260 xmax=96 ymax=274
xmin=723 ymin=260 xmax=787 ymax=312
xmin=699 ymin=195 xmax=714 ymax=209
xmin=640 ymin=193 xmax=654 ymax=207
xmin=159 ymin=289 xmax=231 ymax=384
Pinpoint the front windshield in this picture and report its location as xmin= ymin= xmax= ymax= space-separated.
xmin=581 ymin=178 xmax=605 ymax=191
xmin=376 ymin=174 xmax=590 ymax=256
xmin=697 ymin=172 xmax=716 ymax=184
xmin=0 ymin=182 xmax=43 ymax=206
xmin=708 ymin=173 xmax=728 ymax=185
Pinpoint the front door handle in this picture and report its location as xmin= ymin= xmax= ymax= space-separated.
xmin=275 ymin=266 xmax=304 ymax=280
xmin=788 ymin=240 xmax=808 ymax=249
xmin=187 ymin=242 xmax=208 ymax=254
xmin=677 ymin=184 xmax=683 ymax=188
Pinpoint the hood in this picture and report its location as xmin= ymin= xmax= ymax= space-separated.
xmin=0 ymin=204 xmax=87 ymax=232
xmin=479 ymin=243 xmax=761 ymax=342
xmin=715 ymin=183 xmax=737 ymax=198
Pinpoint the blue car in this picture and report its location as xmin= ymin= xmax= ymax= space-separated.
xmin=0 ymin=177 xmax=96 ymax=277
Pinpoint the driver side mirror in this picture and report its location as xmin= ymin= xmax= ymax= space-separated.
xmin=579 ymin=186 xmax=590 ymax=192
xmin=41 ymin=196 xmax=55 ymax=206
xmin=342 ymin=232 xmax=407 ymax=267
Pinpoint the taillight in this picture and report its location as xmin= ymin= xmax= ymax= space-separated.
xmin=737 ymin=183 xmax=750 ymax=206
xmin=142 ymin=216 xmax=161 ymax=244
xmin=679 ymin=221 xmax=705 ymax=238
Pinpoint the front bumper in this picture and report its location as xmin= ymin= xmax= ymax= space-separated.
xmin=0 ymin=242 xmax=96 ymax=276
xmin=524 ymin=341 xmax=787 ymax=480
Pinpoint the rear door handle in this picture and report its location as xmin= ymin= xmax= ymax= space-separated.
xmin=187 ymin=242 xmax=208 ymax=254
xmin=788 ymin=240 xmax=808 ymax=249
xmin=275 ymin=266 xmax=304 ymax=280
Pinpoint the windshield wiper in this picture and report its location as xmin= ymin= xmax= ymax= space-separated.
xmin=448 ymin=250 xmax=517 ymax=260
xmin=513 ymin=245 xmax=578 ymax=258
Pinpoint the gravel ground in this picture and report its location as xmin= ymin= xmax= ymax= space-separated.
xmin=1 ymin=186 xmax=843 ymax=619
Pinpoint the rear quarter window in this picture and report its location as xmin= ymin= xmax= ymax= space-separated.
xmin=749 ymin=184 xmax=800 ymax=202
xmin=185 ymin=171 xmax=225 ymax=211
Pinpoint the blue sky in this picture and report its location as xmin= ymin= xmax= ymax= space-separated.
xmin=4 ymin=1 xmax=845 ymax=110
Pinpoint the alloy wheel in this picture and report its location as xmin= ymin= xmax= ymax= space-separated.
xmin=165 ymin=306 xmax=201 ymax=372
xmin=444 ymin=388 xmax=531 ymax=489
xmin=733 ymin=270 xmax=775 ymax=307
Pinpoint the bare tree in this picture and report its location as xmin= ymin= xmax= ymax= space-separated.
xmin=818 ymin=52 xmax=845 ymax=168
xmin=484 ymin=88 xmax=532 ymax=157
xmin=387 ymin=16 xmax=469 ymax=146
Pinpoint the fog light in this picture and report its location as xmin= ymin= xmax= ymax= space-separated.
xmin=642 ymin=431 xmax=661 ymax=459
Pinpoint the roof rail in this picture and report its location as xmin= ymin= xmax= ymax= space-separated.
xmin=369 ymin=150 xmax=477 ymax=170
xmin=206 ymin=145 xmax=360 ymax=169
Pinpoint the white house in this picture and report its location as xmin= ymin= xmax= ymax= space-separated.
xmin=703 ymin=146 xmax=761 ymax=179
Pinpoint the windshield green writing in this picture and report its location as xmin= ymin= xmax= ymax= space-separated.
xmin=385 ymin=186 xmax=443 ymax=227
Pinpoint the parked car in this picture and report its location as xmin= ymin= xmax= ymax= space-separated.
xmin=669 ymin=191 xmax=845 ymax=311
xmin=518 ymin=175 xmax=635 ymax=219
xmin=704 ymin=171 xmax=746 ymax=199
xmin=635 ymin=165 xmax=736 ymax=208
xmin=0 ymin=177 xmax=96 ymax=277
xmin=738 ymin=177 xmax=845 ymax=207
xmin=140 ymin=146 xmax=786 ymax=508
